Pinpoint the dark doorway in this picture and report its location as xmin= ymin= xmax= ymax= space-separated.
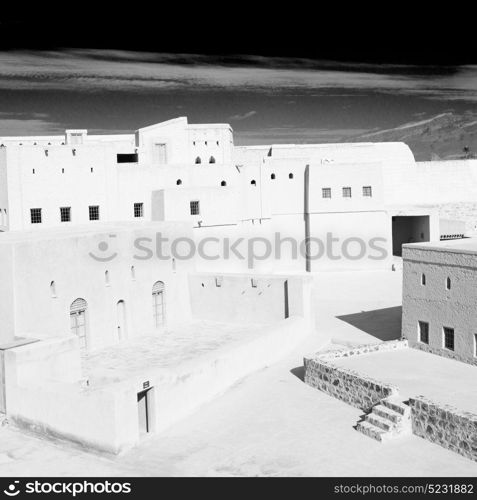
xmin=137 ymin=389 xmax=151 ymax=434
xmin=392 ymin=215 xmax=430 ymax=256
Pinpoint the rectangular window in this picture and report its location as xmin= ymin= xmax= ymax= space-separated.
xmin=443 ymin=327 xmax=455 ymax=351
xmin=475 ymin=334 xmax=477 ymax=357
xmin=342 ymin=187 xmax=352 ymax=198
xmin=153 ymin=143 xmax=167 ymax=164
xmin=190 ymin=200 xmax=200 ymax=215
xmin=134 ymin=202 xmax=144 ymax=218
xmin=116 ymin=153 xmax=138 ymax=163
xmin=60 ymin=206 xmax=71 ymax=222
xmin=322 ymin=188 xmax=331 ymax=198
xmin=30 ymin=208 xmax=42 ymax=224
xmin=418 ymin=321 xmax=429 ymax=344
xmin=89 ymin=205 xmax=100 ymax=221
xmin=362 ymin=186 xmax=372 ymax=197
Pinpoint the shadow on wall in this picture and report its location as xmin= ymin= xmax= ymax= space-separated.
xmin=336 ymin=306 xmax=402 ymax=341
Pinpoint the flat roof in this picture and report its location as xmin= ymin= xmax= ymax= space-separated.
xmin=0 ymin=220 xmax=190 ymax=244
xmin=403 ymin=237 xmax=477 ymax=255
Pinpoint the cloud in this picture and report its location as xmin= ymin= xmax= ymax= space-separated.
xmin=0 ymin=50 xmax=476 ymax=102
xmin=228 ymin=110 xmax=257 ymax=121
xmin=0 ymin=118 xmax=64 ymax=136
xmin=234 ymin=127 xmax=370 ymax=145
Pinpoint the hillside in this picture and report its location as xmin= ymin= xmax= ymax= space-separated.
xmin=345 ymin=112 xmax=477 ymax=161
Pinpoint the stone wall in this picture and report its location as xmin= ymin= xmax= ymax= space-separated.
xmin=409 ymin=396 xmax=477 ymax=462
xmin=304 ymin=341 xmax=406 ymax=412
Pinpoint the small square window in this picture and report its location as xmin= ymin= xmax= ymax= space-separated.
xmin=342 ymin=187 xmax=352 ymax=198
xmin=362 ymin=186 xmax=372 ymax=197
xmin=60 ymin=206 xmax=71 ymax=222
xmin=134 ymin=202 xmax=144 ymax=218
xmin=322 ymin=188 xmax=331 ymax=198
xmin=443 ymin=327 xmax=454 ymax=351
xmin=215 ymin=276 xmax=223 ymax=287
xmin=190 ymin=200 xmax=200 ymax=215
xmin=418 ymin=321 xmax=429 ymax=344
xmin=30 ymin=208 xmax=42 ymax=224
xmin=89 ymin=205 xmax=100 ymax=221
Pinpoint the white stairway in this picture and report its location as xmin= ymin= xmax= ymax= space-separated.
xmin=356 ymin=397 xmax=411 ymax=442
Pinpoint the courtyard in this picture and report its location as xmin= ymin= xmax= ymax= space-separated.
xmin=1 ymin=270 xmax=477 ymax=476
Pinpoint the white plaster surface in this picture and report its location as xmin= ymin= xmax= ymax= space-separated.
xmin=1 ymin=270 xmax=477 ymax=476
xmin=82 ymin=320 xmax=271 ymax=385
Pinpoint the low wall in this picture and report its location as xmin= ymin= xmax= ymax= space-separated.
xmin=144 ymin=316 xmax=311 ymax=433
xmin=409 ymin=396 xmax=477 ymax=462
xmin=409 ymin=341 xmax=477 ymax=368
xmin=6 ymin=316 xmax=312 ymax=453
xmin=304 ymin=341 xmax=405 ymax=411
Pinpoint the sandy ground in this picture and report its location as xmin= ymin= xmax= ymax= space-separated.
xmin=1 ymin=269 xmax=477 ymax=476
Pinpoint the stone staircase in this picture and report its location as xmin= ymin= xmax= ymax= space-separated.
xmin=356 ymin=397 xmax=411 ymax=442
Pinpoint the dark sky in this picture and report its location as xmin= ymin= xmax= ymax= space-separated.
xmin=0 ymin=16 xmax=475 ymax=144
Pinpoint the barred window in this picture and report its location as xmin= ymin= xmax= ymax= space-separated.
xmin=30 ymin=208 xmax=42 ymax=224
xmin=190 ymin=200 xmax=200 ymax=215
xmin=60 ymin=206 xmax=71 ymax=222
xmin=362 ymin=186 xmax=372 ymax=197
xmin=443 ymin=327 xmax=454 ymax=351
xmin=134 ymin=202 xmax=144 ymax=218
xmin=342 ymin=187 xmax=352 ymax=198
xmin=322 ymin=188 xmax=331 ymax=198
xmin=89 ymin=205 xmax=100 ymax=221
xmin=418 ymin=321 xmax=429 ymax=344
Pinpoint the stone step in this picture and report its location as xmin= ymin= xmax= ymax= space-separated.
xmin=381 ymin=397 xmax=410 ymax=417
xmin=366 ymin=413 xmax=395 ymax=432
xmin=372 ymin=404 xmax=403 ymax=424
xmin=356 ymin=421 xmax=390 ymax=442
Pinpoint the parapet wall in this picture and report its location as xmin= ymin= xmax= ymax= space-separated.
xmin=304 ymin=341 xmax=405 ymax=411
xmin=409 ymin=396 xmax=477 ymax=462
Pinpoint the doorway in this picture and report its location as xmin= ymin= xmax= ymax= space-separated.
xmin=70 ymin=298 xmax=88 ymax=350
xmin=116 ymin=300 xmax=127 ymax=341
xmin=392 ymin=215 xmax=430 ymax=257
xmin=137 ymin=389 xmax=152 ymax=434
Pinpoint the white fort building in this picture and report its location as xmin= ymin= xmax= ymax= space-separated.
xmin=1 ymin=116 xmax=477 ymax=453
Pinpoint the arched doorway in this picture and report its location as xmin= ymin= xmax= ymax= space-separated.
xmin=152 ymin=281 xmax=165 ymax=328
xmin=116 ymin=300 xmax=127 ymax=341
xmin=70 ymin=298 xmax=88 ymax=350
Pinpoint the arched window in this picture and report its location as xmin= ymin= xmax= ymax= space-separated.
xmin=289 ymin=173 xmax=294 ymax=179
xmin=50 ymin=281 xmax=57 ymax=298
xmin=271 ymin=173 xmax=276 ymax=180
xmin=105 ymin=270 xmax=110 ymax=286
xmin=176 ymin=179 xmax=182 ymax=185
xmin=221 ymin=180 xmax=227 ymax=186
xmin=446 ymin=277 xmax=451 ymax=290
xmin=131 ymin=266 xmax=136 ymax=280
xmin=251 ymin=180 xmax=256 ymax=186
xmin=70 ymin=298 xmax=88 ymax=350
xmin=209 ymin=156 xmax=216 ymax=164
xmin=195 ymin=157 xmax=202 ymax=164
xmin=152 ymin=281 xmax=165 ymax=328
xmin=421 ymin=273 xmax=426 ymax=286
